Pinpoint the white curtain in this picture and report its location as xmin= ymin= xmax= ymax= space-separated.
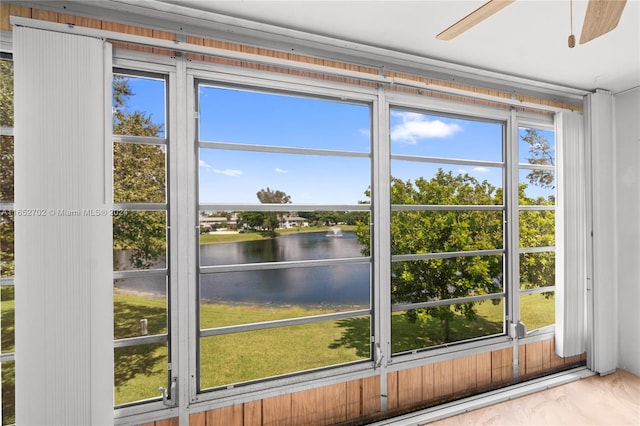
xmin=14 ymin=26 xmax=113 ymax=424
xmin=555 ymin=110 xmax=587 ymax=357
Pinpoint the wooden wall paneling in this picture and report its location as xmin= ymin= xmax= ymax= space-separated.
xmin=362 ymin=375 xmax=381 ymax=417
xmin=422 ymin=363 xmax=435 ymax=401
xmin=524 ymin=341 xmax=544 ymax=376
xmin=322 ymin=383 xmax=348 ymax=425
xmin=452 ymin=355 xmax=477 ymax=394
xmin=398 ymin=366 xmax=424 ymax=409
xmin=56 ymin=12 xmax=101 ymax=29
xmin=203 ymin=39 xmax=243 ymax=68
xmin=189 ymin=411 xmax=206 ymax=426
xmin=346 ymin=379 xmax=363 ymax=419
xmin=244 ymin=400 xmax=262 ymax=425
xmin=386 ymin=371 xmax=399 ymax=410
xmin=476 ymin=351 xmax=493 ymax=389
xmin=542 ymin=338 xmax=553 ymax=371
xmin=31 ymin=9 xmax=57 ymax=23
xmin=152 ymin=29 xmax=176 ymax=57
xmin=262 ymin=394 xmax=292 ymax=426
xmin=291 ymin=387 xmax=322 ymax=426
xmin=205 ymin=404 xmax=243 ymax=426
xmin=550 ymin=338 xmax=566 ymax=369
xmin=102 ymin=21 xmax=154 ymax=53
xmin=155 ymin=418 xmax=180 ymax=426
xmin=491 ymin=347 xmax=513 ymax=385
xmin=433 ymin=359 xmax=453 ymax=398
xmin=186 ymin=36 xmax=205 ymax=62
xmin=564 ymin=353 xmax=585 ymax=366
xmin=1 ymin=4 xmax=31 ymax=31
xmin=241 ymin=45 xmax=260 ymax=71
xmin=519 ymin=343 xmax=526 ymax=378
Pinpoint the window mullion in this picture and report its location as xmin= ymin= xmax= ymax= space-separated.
xmin=506 ymin=109 xmax=521 ymax=378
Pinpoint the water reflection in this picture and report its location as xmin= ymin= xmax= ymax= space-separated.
xmin=115 ymin=231 xmax=371 ymax=307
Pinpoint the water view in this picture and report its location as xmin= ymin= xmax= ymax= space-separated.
xmin=115 ymin=230 xmax=371 ymax=307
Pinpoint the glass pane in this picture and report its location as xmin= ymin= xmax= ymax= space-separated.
xmin=391 ymin=257 xmax=504 ymax=304
xmin=199 ymin=149 xmax=370 ymax=205
xmin=1 ymin=286 xmax=14 ymax=354
xmin=199 ymin=316 xmax=370 ymax=390
xmin=389 ymin=164 xmax=503 ymax=205
xmin=114 ymin=278 xmax=167 ymax=340
xmin=199 ymin=264 xmax=370 ymax=312
xmin=391 ymin=211 xmax=503 ymax=255
xmin=113 ymin=211 xmax=166 ymax=270
xmin=519 ymin=169 xmax=555 ymax=204
xmin=113 ymin=142 xmax=166 ymax=203
xmin=114 ymin=343 xmax=167 ymax=406
xmin=518 ymin=127 xmax=555 ymax=166
xmin=200 ymin=215 xmax=368 ymax=265
xmin=1 ymin=59 xmax=13 ymax=128
xmin=520 ymin=252 xmax=555 ymax=290
xmin=2 ymin=361 xmax=15 ymax=426
xmin=519 ymin=211 xmax=555 ymax=248
xmin=113 ymin=75 xmax=165 ymax=137
xmin=391 ymin=299 xmax=504 ymax=353
xmin=199 ymin=85 xmax=371 ymax=152
xmin=0 ymin=135 xmax=13 ymax=202
xmin=0 ymin=215 xmax=13 ymax=277
xmin=520 ymin=292 xmax=555 ymax=331
xmin=390 ymin=109 xmax=503 ymax=161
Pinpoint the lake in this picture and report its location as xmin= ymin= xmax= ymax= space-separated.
xmin=115 ymin=231 xmax=371 ymax=307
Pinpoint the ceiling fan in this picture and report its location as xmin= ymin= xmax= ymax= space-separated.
xmin=436 ymin=0 xmax=627 ymax=47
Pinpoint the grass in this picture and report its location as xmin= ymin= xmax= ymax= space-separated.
xmin=199 ymin=225 xmax=357 ymax=244
xmin=0 ymin=287 xmax=555 ymax=412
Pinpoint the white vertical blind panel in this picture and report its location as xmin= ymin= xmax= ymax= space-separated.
xmin=586 ymin=91 xmax=617 ymax=374
xmin=14 ymin=27 xmax=113 ymax=425
xmin=555 ymin=111 xmax=586 ymax=357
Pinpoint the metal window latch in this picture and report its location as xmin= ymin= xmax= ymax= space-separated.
xmin=159 ymin=376 xmax=178 ymax=407
xmin=510 ymin=321 xmax=527 ymax=339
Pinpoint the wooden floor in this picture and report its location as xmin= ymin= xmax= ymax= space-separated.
xmin=424 ymin=369 xmax=639 ymax=426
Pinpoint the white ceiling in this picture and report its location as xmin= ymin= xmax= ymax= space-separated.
xmin=155 ymin=0 xmax=639 ymax=94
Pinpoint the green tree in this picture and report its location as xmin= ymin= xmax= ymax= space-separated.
xmin=522 ymin=128 xmax=554 ymax=189
xmin=1 ymin=59 xmax=14 ymax=278
xmin=254 ymin=187 xmax=291 ymax=236
xmin=112 ymin=76 xmax=166 ymax=268
xmin=356 ymin=170 xmax=504 ymax=343
xmin=0 ymin=57 xmax=15 ymax=426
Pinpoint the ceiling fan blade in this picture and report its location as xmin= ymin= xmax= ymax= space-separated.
xmin=579 ymin=0 xmax=627 ymax=44
xmin=436 ymin=0 xmax=515 ymax=40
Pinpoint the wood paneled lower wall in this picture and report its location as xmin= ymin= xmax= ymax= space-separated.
xmin=138 ymin=339 xmax=586 ymax=426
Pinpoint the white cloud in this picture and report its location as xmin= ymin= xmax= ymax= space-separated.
xmin=275 ymin=167 xmax=288 ymax=173
xmin=391 ymin=111 xmax=462 ymax=144
xmin=472 ymin=167 xmax=489 ymax=173
xmin=214 ymin=168 xmax=243 ymax=177
xmin=199 ymin=160 xmax=212 ymax=171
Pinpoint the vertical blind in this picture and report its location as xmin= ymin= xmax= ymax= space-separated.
xmin=14 ymin=26 xmax=113 ymax=425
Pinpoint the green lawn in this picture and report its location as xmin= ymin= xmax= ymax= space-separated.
xmin=199 ymin=226 xmax=356 ymax=244
xmin=0 ymin=288 xmax=555 ymax=411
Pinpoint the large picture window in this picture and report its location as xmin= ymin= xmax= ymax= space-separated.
xmin=197 ymin=84 xmax=373 ymax=390
xmin=517 ymin=125 xmax=556 ymax=331
xmin=112 ymin=71 xmax=170 ymax=406
xmin=386 ymin=109 xmax=506 ymax=353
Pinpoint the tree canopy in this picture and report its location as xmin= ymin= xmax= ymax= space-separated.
xmin=112 ymin=76 xmax=166 ymax=269
xmin=355 ymin=165 xmax=555 ymax=343
xmin=239 ymin=188 xmax=292 ymax=236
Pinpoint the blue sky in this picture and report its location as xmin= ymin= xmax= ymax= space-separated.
xmin=120 ymin=77 xmax=555 ymax=205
